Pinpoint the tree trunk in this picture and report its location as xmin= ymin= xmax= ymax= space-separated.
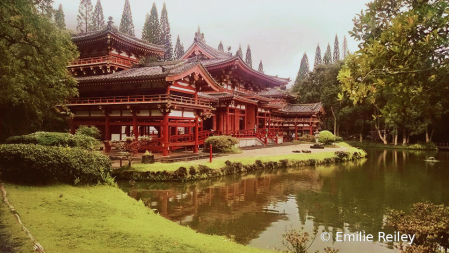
xmin=331 ymin=106 xmax=337 ymax=136
xmin=359 ymin=123 xmax=364 ymax=143
xmin=394 ymin=132 xmax=398 ymax=146
xmin=425 ymin=125 xmax=430 ymax=143
xmin=402 ymin=128 xmax=407 ymax=145
xmin=407 ymin=133 xmax=410 ymax=144
xmin=378 ymin=128 xmax=388 ymax=144
xmin=430 ymin=129 xmax=434 ymax=142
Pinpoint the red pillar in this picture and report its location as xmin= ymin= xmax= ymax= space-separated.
xmin=194 ymin=116 xmax=199 ymax=154
xmin=162 ymin=112 xmax=169 ymax=157
xmin=133 ymin=113 xmax=138 ymax=140
xmin=105 ymin=114 xmax=110 ymax=141
xmin=226 ymin=105 xmax=230 ymax=135
xmin=309 ymin=118 xmax=313 ymax=135
xmin=295 ymin=122 xmax=298 ymax=140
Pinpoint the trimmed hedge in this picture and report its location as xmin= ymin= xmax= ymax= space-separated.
xmin=0 ymin=144 xmax=112 ymax=185
xmin=5 ymin=132 xmax=100 ymax=150
xmin=75 ymin=126 xmax=101 ymax=140
xmin=319 ymin=130 xmax=335 ymax=144
xmin=204 ymin=136 xmax=240 ymax=153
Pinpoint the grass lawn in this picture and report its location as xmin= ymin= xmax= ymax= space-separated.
xmin=346 ymin=140 xmax=436 ymax=150
xmin=131 ymin=142 xmax=361 ymax=173
xmin=3 ymin=184 xmax=271 ymax=253
xmin=0 ymin=191 xmax=35 ymax=253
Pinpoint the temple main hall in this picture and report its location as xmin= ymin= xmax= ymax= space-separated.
xmin=67 ymin=19 xmax=324 ymax=156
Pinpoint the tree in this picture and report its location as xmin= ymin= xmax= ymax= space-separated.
xmin=54 ymin=4 xmax=66 ymax=30
xmin=119 ymin=0 xmax=135 ymax=36
xmin=142 ymin=3 xmax=160 ymax=44
xmin=92 ymin=0 xmax=105 ymax=31
xmin=314 ymin=44 xmax=322 ymax=67
xmin=258 ymin=60 xmax=263 ymax=73
xmin=76 ymin=0 xmax=94 ymax=33
xmin=245 ymin=45 xmax=252 ymax=68
xmin=236 ymin=44 xmax=243 ymax=59
xmin=174 ymin=35 xmax=185 ymax=60
xmin=0 ymin=0 xmax=78 ymax=139
xmin=338 ymin=0 xmax=449 ymax=145
xmin=293 ymin=52 xmax=310 ymax=92
xmin=160 ymin=3 xmax=173 ymax=60
xmin=323 ymin=43 xmax=332 ymax=64
xmin=218 ymin=41 xmax=224 ymax=52
xmin=333 ymin=34 xmax=340 ymax=62
xmin=342 ymin=35 xmax=348 ymax=59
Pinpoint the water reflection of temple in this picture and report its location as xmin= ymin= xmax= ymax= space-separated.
xmin=124 ymin=170 xmax=323 ymax=244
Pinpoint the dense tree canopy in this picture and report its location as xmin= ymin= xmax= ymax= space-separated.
xmin=54 ymin=4 xmax=66 ymax=30
xmin=92 ymin=0 xmax=105 ymax=31
xmin=245 ymin=45 xmax=252 ymax=68
xmin=314 ymin=44 xmax=322 ymax=67
xmin=292 ymin=53 xmax=309 ymax=92
xmin=76 ymin=0 xmax=94 ymax=33
xmin=142 ymin=3 xmax=160 ymax=44
xmin=174 ymin=35 xmax=184 ymax=60
xmin=323 ymin=43 xmax=332 ymax=64
xmin=0 ymin=0 xmax=79 ymax=139
xmin=160 ymin=3 xmax=173 ymax=60
xmin=338 ymin=0 xmax=449 ymax=144
xmin=236 ymin=45 xmax=243 ymax=59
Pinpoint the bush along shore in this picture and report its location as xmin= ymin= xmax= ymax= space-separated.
xmin=114 ymin=149 xmax=366 ymax=182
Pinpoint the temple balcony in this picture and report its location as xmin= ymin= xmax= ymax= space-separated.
xmin=66 ymin=94 xmax=212 ymax=108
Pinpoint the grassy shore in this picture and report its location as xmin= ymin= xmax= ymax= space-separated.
xmin=2 ymin=184 xmax=270 ymax=253
xmin=131 ymin=142 xmax=361 ymax=173
xmin=346 ymin=140 xmax=438 ymax=150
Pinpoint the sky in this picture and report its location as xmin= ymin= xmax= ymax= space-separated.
xmin=54 ymin=0 xmax=369 ymax=87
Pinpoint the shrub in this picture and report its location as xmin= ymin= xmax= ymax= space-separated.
xmin=335 ymin=136 xmax=343 ymax=142
xmin=409 ymin=141 xmax=438 ymax=150
xmin=5 ymin=132 xmax=100 ymax=150
xmin=0 ymin=144 xmax=112 ymax=185
xmin=319 ymin=131 xmax=335 ymax=144
xmin=75 ymin=126 xmax=101 ymax=139
xmin=204 ymin=136 xmax=240 ymax=153
xmin=297 ymin=134 xmax=315 ymax=142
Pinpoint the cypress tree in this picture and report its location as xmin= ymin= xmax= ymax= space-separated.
xmin=180 ymin=43 xmax=185 ymax=56
xmin=54 ymin=4 xmax=66 ymax=30
xmin=119 ymin=0 xmax=135 ymax=36
xmin=245 ymin=45 xmax=252 ymax=68
xmin=323 ymin=43 xmax=332 ymax=64
xmin=333 ymin=34 xmax=340 ymax=62
xmin=258 ymin=60 xmax=264 ymax=73
xmin=142 ymin=13 xmax=150 ymax=41
xmin=142 ymin=3 xmax=160 ymax=44
xmin=218 ymin=41 xmax=224 ymax=52
xmin=314 ymin=44 xmax=322 ymax=67
xmin=294 ymin=52 xmax=309 ymax=87
xmin=76 ymin=0 xmax=94 ymax=33
xmin=174 ymin=35 xmax=184 ymax=60
xmin=160 ymin=3 xmax=173 ymax=60
xmin=92 ymin=0 xmax=105 ymax=31
xmin=342 ymin=35 xmax=348 ymax=59
xmin=236 ymin=44 xmax=243 ymax=59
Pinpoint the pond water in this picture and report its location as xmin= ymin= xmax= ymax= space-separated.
xmin=118 ymin=148 xmax=449 ymax=252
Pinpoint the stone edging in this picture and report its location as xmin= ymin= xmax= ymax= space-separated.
xmin=0 ymin=183 xmax=45 ymax=253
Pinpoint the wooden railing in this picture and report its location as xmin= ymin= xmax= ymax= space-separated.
xmin=70 ymin=55 xmax=135 ymax=67
xmin=68 ymin=94 xmax=211 ymax=107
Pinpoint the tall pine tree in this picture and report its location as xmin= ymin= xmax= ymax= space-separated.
xmin=54 ymin=4 xmax=66 ymax=30
xmin=333 ymin=34 xmax=340 ymax=62
xmin=314 ymin=44 xmax=322 ymax=67
xmin=92 ymin=0 xmax=105 ymax=31
xmin=236 ymin=44 xmax=243 ymax=59
xmin=245 ymin=45 xmax=252 ymax=68
xmin=76 ymin=0 xmax=94 ymax=33
xmin=342 ymin=35 xmax=348 ymax=59
xmin=119 ymin=0 xmax=135 ymax=36
xmin=160 ymin=3 xmax=173 ymax=60
xmin=258 ymin=60 xmax=264 ymax=73
xmin=142 ymin=3 xmax=160 ymax=44
xmin=323 ymin=43 xmax=332 ymax=64
xmin=174 ymin=35 xmax=184 ymax=60
xmin=218 ymin=41 xmax=224 ymax=52
xmin=294 ymin=53 xmax=309 ymax=87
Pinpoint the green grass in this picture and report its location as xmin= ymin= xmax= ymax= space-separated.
xmin=3 ymin=184 xmax=271 ymax=253
xmin=131 ymin=142 xmax=360 ymax=173
xmin=0 ymin=193 xmax=35 ymax=253
xmin=346 ymin=140 xmax=437 ymax=150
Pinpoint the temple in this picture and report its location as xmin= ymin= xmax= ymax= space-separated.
xmin=67 ymin=19 xmax=324 ymax=156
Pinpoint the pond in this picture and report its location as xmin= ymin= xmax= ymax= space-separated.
xmin=118 ymin=148 xmax=449 ymax=252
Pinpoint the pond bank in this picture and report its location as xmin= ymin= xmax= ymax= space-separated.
xmin=1 ymin=184 xmax=270 ymax=253
xmin=347 ymin=140 xmax=438 ymax=151
xmin=114 ymin=142 xmax=366 ymax=182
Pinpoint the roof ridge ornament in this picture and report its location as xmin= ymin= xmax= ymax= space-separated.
xmin=107 ymin=16 xmax=113 ymax=30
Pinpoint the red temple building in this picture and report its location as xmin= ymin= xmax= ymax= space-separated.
xmin=67 ymin=19 xmax=323 ymax=156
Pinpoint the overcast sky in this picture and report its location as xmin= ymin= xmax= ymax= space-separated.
xmin=54 ymin=0 xmax=369 ymax=86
